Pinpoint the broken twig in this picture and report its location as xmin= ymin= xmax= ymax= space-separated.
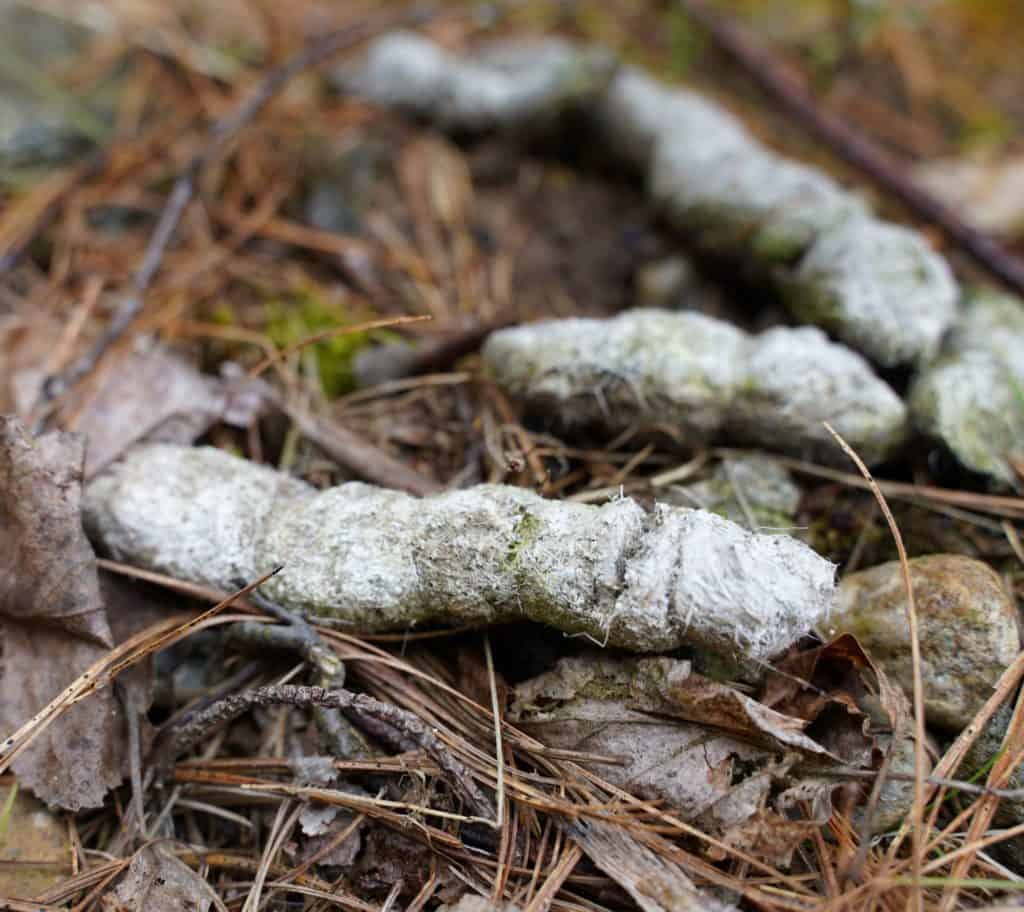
xmin=38 ymin=6 xmax=433 ymax=410
xmin=677 ymin=0 xmax=1024 ymax=297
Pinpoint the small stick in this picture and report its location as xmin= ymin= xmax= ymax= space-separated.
xmin=354 ymin=318 xmax=512 ymax=387
xmin=678 ymin=0 xmax=1024 ymax=297
xmin=37 ymin=6 xmax=433 ymax=408
xmin=160 ymin=684 xmax=497 ymax=822
xmin=273 ymin=393 xmax=441 ymax=496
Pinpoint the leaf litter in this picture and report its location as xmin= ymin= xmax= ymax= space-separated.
xmin=1 ymin=2 xmax=1024 ymax=911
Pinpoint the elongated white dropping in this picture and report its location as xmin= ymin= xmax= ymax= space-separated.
xmin=83 ymin=445 xmax=836 ymax=663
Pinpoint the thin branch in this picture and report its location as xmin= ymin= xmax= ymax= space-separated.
xmin=678 ymin=0 xmax=1024 ymax=297
xmin=38 ymin=5 xmax=433 ymax=408
xmin=159 ymin=683 xmax=497 ymax=822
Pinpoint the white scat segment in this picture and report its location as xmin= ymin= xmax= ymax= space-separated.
xmin=82 ymin=444 xmax=312 ymax=588
xmin=791 ymin=219 xmax=959 ymax=367
xmin=909 ymin=290 xmax=1024 ymax=485
xmin=483 ymin=310 xmax=748 ymax=445
xmin=344 ymin=32 xmax=613 ymax=132
xmin=260 ymin=483 xmax=424 ymax=625
xmin=83 ymin=445 xmax=836 ymax=662
xmin=618 ymin=508 xmax=835 ymax=659
xmin=347 ymin=34 xmax=960 ymax=367
xmin=729 ymin=326 xmax=908 ymax=465
xmin=484 ymin=312 xmax=907 ymax=466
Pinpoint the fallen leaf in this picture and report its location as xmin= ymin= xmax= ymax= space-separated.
xmin=0 ymin=418 xmax=111 ymax=643
xmin=511 ymin=655 xmax=771 ymax=821
xmin=764 ymin=634 xmax=924 ymax=832
xmin=102 ymin=845 xmax=213 ymax=912
xmin=0 ymin=783 xmax=73 ymax=899
xmin=60 ymin=340 xmax=266 ymax=478
xmin=0 ymin=418 xmax=144 ymax=810
xmin=626 ymin=658 xmax=839 ymax=759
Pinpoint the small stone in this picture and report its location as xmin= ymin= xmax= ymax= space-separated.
xmin=909 ymin=289 xmax=1024 ymax=486
xmin=827 ymin=554 xmax=1020 ymax=730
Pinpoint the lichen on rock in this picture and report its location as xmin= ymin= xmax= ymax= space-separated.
xmin=82 ymin=444 xmax=836 ymax=665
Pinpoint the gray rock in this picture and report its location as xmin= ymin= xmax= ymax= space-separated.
xmin=826 ymin=554 xmax=1020 ymax=730
xmin=909 ymin=289 xmax=1024 ymax=486
xmin=483 ymin=310 xmax=907 ymax=466
xmin=786 ymin=218 xmax=960 ymax=368
xmin=83 ymin=444 xmax=836 ymax=664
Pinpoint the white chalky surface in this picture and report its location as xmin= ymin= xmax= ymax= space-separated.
xmin=344 ymin=36 xmax=960 ymax=367
xmin=909 ymin=290 xmax=1024 ymax=484
xmin=340 ymin=31 xmax=615 ymax=132
xmin=483 ymin=310 xmax=908 ymax=466
xmin=83 ymin=445 xmax=836 ymax=663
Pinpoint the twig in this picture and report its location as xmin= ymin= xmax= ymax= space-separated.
xmin=269 ymin=390 xmax=441 ymax=496
xmin=354 ymin=318 xmax=512 ymax=387
xmin=37 ymin=6 xmax=433 ymax=408
xmin=159 ymin=684 xmax=497 ymax=821
xmin=678 ymin=0 xmax=1024 ymax=297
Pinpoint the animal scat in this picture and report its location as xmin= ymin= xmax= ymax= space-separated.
xmin=82 ymin=444 xmax=837 ymax=664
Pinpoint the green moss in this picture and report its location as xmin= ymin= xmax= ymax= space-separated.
xmin=503 ymin=509 xmax=543 ymax=571
xmin=210 ymin=303 xmax=236 ymax=326
xmin=264 ymin=289 xmax=397 ymax=399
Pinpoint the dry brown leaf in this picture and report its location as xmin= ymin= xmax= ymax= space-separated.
xmin=102 ymin=845 xmax=213 ymax=912
xmin=511 ymin=655 xmax=771 ymax=821
xmin=0 ymin=418 xmax=111 ymax=643
xmin=0 ymin=418 xmax=154 ymax=810
xmin=0 ymin=783 xmax=73 ymax=900
xmin=61 ymin=342 xmax=265 ymax=478
xmin=626 ymin=657 xmax=840 ymax=760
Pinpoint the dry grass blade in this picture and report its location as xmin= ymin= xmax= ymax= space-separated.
xmin=0 ymin=568 xmax=280 ymax=777
xmin=248 ymin=314 xmax=432 ymax=378
xmin=822 ymin=422 xmax=927 ymax=910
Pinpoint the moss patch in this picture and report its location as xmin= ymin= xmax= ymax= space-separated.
xmin=264 ymin=288 xmax=398 ymax=398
